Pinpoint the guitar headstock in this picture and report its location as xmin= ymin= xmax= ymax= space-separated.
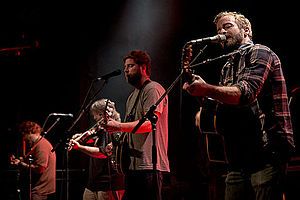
xmin=91 ymin=99 xmax=117 ymax=128
xmin=183 ymin=44 xmax=193 ymax=69
xmin=103 ymin=99 xmax=115 ymax=123
xmin=182 ymin=44 xmax=194 ymax=83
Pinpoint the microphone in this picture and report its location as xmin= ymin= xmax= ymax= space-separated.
xmin=50 ymin=113 xmax=74 ymax=117
xmin=187 ymin=34 xmax=226 ymax=44
xmin=96 ymin=69 xmax=122 ymax=81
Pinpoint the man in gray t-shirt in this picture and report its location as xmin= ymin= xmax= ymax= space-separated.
xmin=105 ymin=50 xmax=170 ymax=200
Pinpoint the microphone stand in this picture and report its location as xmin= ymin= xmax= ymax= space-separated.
xmin=25 ymin=116 xmax=60 ymax=200
xmin=130 ymin=42 xmax=203 ymax=199
xmin=130 ymin=69 xmax=184 ymax=200
xmin=51 ymin=78 xmax=110 ymax=200
xmin=28 ymin=155 xmax=33 ymax=200
xmin=189 ymin=44 xmax=254 ymax=70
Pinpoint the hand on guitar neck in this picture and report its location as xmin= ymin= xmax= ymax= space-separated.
xmin=182 ymin=44 xmax=207 ymax=104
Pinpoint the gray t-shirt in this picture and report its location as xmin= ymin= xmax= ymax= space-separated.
xmin=125 ymin=80 xmax=170 ymax=172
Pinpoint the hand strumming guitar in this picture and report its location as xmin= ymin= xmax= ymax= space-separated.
xmin=10 ymin=154 xmax=22 ymax=166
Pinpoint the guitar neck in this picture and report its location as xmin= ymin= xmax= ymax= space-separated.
xmin=182 ymin=43 xmax=194 ymax=84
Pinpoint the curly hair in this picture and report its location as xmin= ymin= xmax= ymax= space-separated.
xmin=18 ymin=120 xmax=43 ymax=135
xmin=213 ymin=11 xmax=252 ymax=39
xmin=123 ymin=50 xmax=151 ymax=76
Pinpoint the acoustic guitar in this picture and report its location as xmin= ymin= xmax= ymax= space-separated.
xmin=182 ymin=43 xmax=227 ymax=164
xmin=111 ymin=131 xmax=130 ymax=175
xmin=112 ymin=114 xmax=133 ymax=175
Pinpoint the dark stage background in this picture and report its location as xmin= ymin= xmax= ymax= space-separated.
xmin=1 ymin=1 xmax=299 ymax=200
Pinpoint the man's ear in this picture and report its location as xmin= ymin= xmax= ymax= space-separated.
xmin=244 ymin=27 xmax=250 ymax=37
xmin=140 ymin=64 xmax=147 ymax=74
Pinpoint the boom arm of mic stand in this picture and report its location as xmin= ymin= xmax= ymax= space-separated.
xmin=131 ymin=69 xmax=184 ymax=133
xmin=189 ymin=54 xmax=226 ymax=69
xmin=51 ymin=79 xmax=108 ymax=152
xmin=189 ymin=44 xmax=253 ymax=70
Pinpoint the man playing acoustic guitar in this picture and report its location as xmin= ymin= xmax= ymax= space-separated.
xmin=104 ymin=50 xmax=170 ymax=200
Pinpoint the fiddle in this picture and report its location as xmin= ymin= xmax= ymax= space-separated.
xmin=68 ymin=119 xmax=104 ymax=151
xmin=68 ymin=99 xmax=115 ymax=153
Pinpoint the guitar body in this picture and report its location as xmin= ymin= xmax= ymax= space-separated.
xmin=112 ymin=132 xmax=130 ymax=175
xmin=197 ymin=98 xmax=228 ymax=164
xmin=198 ymin=98 xmax=218 ymax=133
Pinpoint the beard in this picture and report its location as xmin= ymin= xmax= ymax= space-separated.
xmin=126 ymin=72 xmax=142 ymax=86
xmin=223 ymin=33 xmax=244 ymax=53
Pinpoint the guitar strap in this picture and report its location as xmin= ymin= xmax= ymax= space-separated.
xmin=125 ymin=79 xmax=151 ymax=122
xmin=126 ymin=79 xmax=151 ymax=170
